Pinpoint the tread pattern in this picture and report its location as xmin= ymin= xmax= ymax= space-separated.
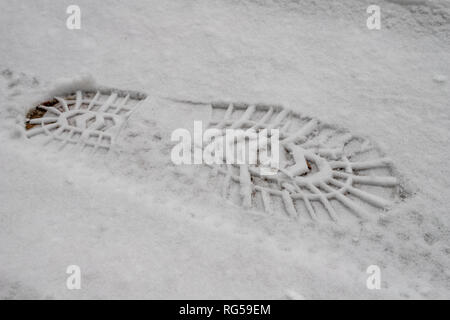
xmin=25 ymin=90 xmax=146 ymax=153
xmin=206 ymin=102 xmax=400 ymax=221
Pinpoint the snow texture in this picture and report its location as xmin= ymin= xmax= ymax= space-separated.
xmin=0 ymin=0 xmax=449 ymax=299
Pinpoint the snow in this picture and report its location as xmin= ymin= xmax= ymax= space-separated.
xmin=0 ymin=0 xmax=449 ymax=299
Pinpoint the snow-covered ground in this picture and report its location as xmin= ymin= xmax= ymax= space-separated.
xmin=0 ymin=0 xmax=449 ymax=299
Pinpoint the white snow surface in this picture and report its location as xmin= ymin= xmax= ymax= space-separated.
xmin=0 ymin=0 xmax=449 ymax=299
